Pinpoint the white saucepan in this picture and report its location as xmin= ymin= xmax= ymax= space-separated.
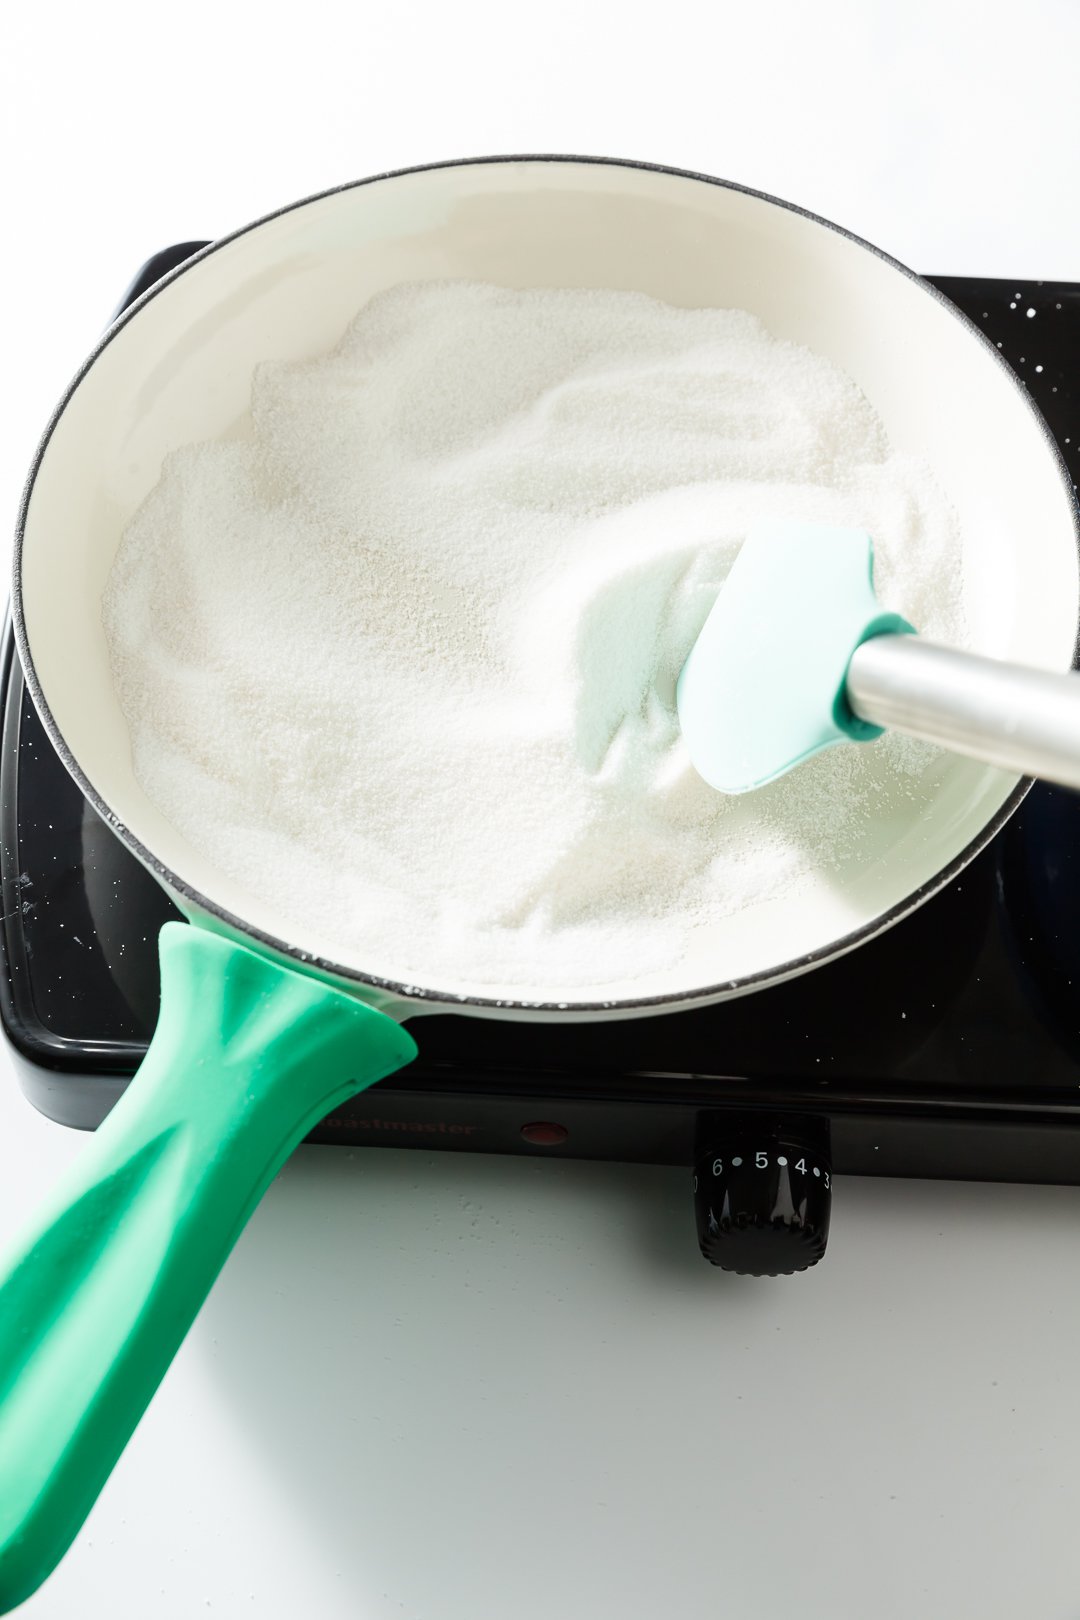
xmin=0 ymin=156 xmax=1076 ymax=1611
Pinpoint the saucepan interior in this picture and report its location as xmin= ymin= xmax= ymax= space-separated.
xmin=15 ymin=157 xmax=1080 ymax=1015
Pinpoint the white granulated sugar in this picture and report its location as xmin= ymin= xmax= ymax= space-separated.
xmin=102 ymin=281 xmax=966 ymax=994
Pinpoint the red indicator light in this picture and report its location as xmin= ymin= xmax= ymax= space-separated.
xmin=520 ymin=1121 xmax=569 ymax=1146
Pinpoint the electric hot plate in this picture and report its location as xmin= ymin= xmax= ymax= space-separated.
xmin=4 ymin=248 xmax=1080 ymax=1274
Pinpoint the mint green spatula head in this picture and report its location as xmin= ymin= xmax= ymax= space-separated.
xmin=676 ymin=521 xmax=913 ymax=794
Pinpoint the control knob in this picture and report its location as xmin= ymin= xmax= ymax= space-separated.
xmin=693 ymin=1125 xmax=831 ymax=1276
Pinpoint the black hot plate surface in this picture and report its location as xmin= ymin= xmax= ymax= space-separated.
xmin=4 ymin=251 xmax=1080 ymax=1185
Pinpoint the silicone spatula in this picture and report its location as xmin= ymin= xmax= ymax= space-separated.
xmin=676 ymin=520 xmax=1080 ymax=794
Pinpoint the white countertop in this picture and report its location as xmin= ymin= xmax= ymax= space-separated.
xmin=3 ymin=4 xmax=1080 ymax=1614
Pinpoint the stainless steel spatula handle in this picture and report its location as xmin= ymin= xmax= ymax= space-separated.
xmin=847 ymin=635 xmax=1080 ymax=790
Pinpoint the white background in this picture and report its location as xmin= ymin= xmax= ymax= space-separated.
xmin=3 ymin=3 xmax=1080 ymax=1616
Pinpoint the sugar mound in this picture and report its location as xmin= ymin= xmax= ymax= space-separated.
xmin=102 ymin=281 xmax=967 ymax=994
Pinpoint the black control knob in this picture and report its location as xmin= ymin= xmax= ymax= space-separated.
xmin=692 ymin=1123 xmax=831 ymax=1276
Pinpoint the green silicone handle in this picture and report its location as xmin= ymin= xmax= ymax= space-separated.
xmin=0 ymin=921 xmax=417 ymax=1614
